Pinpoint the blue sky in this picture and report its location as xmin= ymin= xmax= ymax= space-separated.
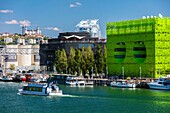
xmin=0 ymin=0 xmax=170 ymax=38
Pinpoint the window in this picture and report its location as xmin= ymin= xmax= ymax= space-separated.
xmin=114 ymin=55 xmax=125 ymax=58
xmin=133 ymin=47 xmax=146 ymax=51
xmin=134 ymin=54 xmax=146 ymax=58
xmin=114 ymin=48 xmax=126 ymax=51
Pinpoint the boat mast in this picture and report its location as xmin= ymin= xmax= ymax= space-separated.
xmin=140 ymin=66 xmax=142 ymax=79
xmin=122 ymin=66 xmax=124 ymax=79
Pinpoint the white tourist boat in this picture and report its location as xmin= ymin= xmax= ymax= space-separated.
xmin=18 ymin=81 xmax=62 ymax=96
xmin=148 ymin=77 xmax=170 ymax=90
xmin=66 ymin=77 xmax=77 ymax=85
xmin=66 ymin=77 xmax=91 ymax=86
xmin=110 ymin=80 xmax=136 ymax=88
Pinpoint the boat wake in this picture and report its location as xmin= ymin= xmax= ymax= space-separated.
xmin=57 ymin=94 xmax=81 ymax=98
xmin=17 ymin=92 xmax=80 ymax=98
xmin=60 ymin=94 xmax=100 ymax=99
xmin=17 ymin=93 xmax=22 ymax=95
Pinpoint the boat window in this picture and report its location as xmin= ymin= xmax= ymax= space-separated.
xmin=158 ymin=82 xmax=163 ymax=84
xmin=23 ymin=86 xmax=43 ymax=92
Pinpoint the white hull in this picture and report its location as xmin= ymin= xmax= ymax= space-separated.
xmin=117 ymin=84 xmax=136 ymax=88
xmin=85 ymin=82 xmax=94 ymax=86
xmin=110 ymin=82 xmax=117 ymax=87
xmin=66 ymin=81 xmax=77 ymax=85
xmin=148 ymin=77 xmax=170 ymax=90
xmin=18 ymin=82 xmax=63 ymax=96
xmin=19 ymin=89 xmax=63 ymax=96
xmin=19 ymin=89 xmax=48 ymax=96
xmin=66 ymin=81 xmax=93 ymax=86
xmin=66 ymin=77 xmax=92 ymax=86
xmin=148 ymin=83 xmax=170 ymax=90
xmin=77 ymin=81 xmax=85 ymax=86
xmin=110 ymin=81 xmax=136 ymax=88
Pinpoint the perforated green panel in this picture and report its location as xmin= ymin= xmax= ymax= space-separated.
xmin=107 ymin=17 xmax=170 ymax=78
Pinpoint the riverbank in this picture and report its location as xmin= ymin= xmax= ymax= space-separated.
xmin=1 ymin=73 xmax=154 ymax=90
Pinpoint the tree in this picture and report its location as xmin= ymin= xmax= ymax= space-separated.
xmin=68 ymin=47 xmax=76 ymax=74
xmin=86 ymin=45 xmax=94 ymax=78
xmin=74 ymin=49 xmax=82 ymax=76
xmin=54 ymin=49 xmax=61 ymax=73
xmin=59 ymin=49 xmax=68 ymax=73
xmin=94 ymin=64 xmax=98 ymax=76
xmin=9 ymin=64 xmax=15 ymax=70
xmin=95 ymin=44 xmax=104 ymax=74
xmin=80 ymin=47 xmax=88 ymax=77
xmin=103 ymin=46 xmax=107 ymax=77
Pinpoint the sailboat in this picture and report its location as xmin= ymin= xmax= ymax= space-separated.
xmin=110 ymin=67 xmax=136 ymax=88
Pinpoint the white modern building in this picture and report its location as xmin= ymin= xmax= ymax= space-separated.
xmin=76 ymin=19 xmax=101 ymax=38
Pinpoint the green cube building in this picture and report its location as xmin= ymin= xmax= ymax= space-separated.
xmin=106 ymin=17 xmax=170 ymax=78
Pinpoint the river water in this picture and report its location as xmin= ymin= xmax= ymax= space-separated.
xmin=0 ymin=82 xmax=170 ymax=113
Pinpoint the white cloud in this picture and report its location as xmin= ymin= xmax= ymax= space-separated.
xmin=70 ymin=4 xmax=77 ymax=8
xmin=19 ymin=20 xmax=31 ymax=26
xmin=45 ymin=27 xmax=61 ymax=31
xmin=4 ymin=19 xmax=31 ymax=26
xmin=5 ymin=20 xmax=18 ymax=24
xmin=0 ymin=9 xmax=13 ymax=13
xmin=76 ymin=2 xmax=82 ymax=6
xmin=70 ymin=2 xmax=82 ymax=8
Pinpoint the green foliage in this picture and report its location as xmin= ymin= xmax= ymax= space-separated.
xmin=68 ymin=47 xmax=76 ymax=74
xmin=9 ymin=64 xmax=15 ymax=70
xmin=86 ymin=45 xmax=94 ymax=77
xmin=74 ymin=49 xmax=82 ymax=76
xmin=95 ymin=44 xmax=104 ymax=74
xmin=0 ymin=41 xmax=5 ymax=45
xmin=54 ymin=49 xmax=68 ymax=73
xmin=60 ymin=49 xmax=68 ymax=73
xmin=103 ymin=46 xmax=107 ymax=76
xmin=54 ymin=45 xmax=105 ymax=76
xmin=54 ymin=50 xmax=61 ymax=73
xmin=80 ymin=47 xmax=88 ymax=76
xmin=94 ymin=64 xmax=98 ymax=76
xmin=44 ymin=37 xmax=48 ymax=40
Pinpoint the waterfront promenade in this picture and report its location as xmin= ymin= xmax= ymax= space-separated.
xmin=0 ymin=72 xmax=154 ymax=90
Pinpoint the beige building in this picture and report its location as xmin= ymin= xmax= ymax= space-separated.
xmin=0 ymin=44 xmax=40 ymax=72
